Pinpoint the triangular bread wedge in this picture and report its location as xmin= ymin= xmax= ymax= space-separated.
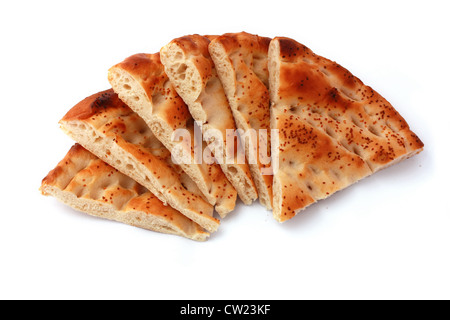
xmin=40 ymin=144 xmax=209 ymax=241
xmin=160 ymin=34 xmax=258 ymax=205
xmin=209 ymin=32 xmax=274 ymax=210
xmin=268 ymin=37 xmax=424 ymax=222
xmin=108 ymin=53 xmax=237 ymax=217
xmin=59 ymin=89 xmax=219 ymax=233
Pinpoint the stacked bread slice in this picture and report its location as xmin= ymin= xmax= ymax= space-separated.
xmin=58 ymin=89 xmax=219 ymax=233
xmin=41 ymin=32 xmax=424 ymax=241
xmin=107 ymin=53 xmax=238 ymax=217
xmin=41 ymin=144 xmax=209 ymax=241
xmin=267 ymin=37 xmax=424 ymax=221
xmin=159 ymin=35 xmax=258 ymax=206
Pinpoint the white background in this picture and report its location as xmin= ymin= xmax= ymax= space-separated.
xmin=1 ymin=0 xmax=448 ymax=300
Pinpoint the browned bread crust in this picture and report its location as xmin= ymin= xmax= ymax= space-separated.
xmin=41 ymin=144 xmax=209 ymax=241
xmin=108 ymin=53 xmax=238 ymax=217
xmin=209 ymin=32 xmax=274 ymax=210
xmin=160 ymin=34 xmax=258 ymax=205
xmin=268 ymin=37 xmax=424 ymax=222
xmin=59 ymin=89 xmax=220 ymax=232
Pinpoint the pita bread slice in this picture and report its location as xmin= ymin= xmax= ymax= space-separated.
xmin=268 ymin=37 xmax=424 ymax=222
xmin=59 ymin=89 xmax=219 ymax=233
xmin=160 ymin=34 xmax=258 ymax=205
xmin=108 ymin=53 xmax=237 ymax=217
xmin=40 ymin=144 xmax=209 ymax=241
xmin=209 ymin=32 xmax=274 ymax=210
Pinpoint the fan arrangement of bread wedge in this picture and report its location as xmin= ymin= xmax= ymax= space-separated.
xmin=40 ymin=32 xmax=424 ymax=241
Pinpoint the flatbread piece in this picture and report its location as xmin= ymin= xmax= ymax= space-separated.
xmin=209 ymin=32 xmax=274 ymax=210
xmin=40 ymin=144 xmax=209 ymax=241
xmin=268 ymin=37 xmax=424 ymax=222
xmin=160 ymin=34 xmax=258 ymax=206
xmin=59 ymin=89 xmax=219 ymax=232
xmin=108 ymin=53 xmax=237 ymax=217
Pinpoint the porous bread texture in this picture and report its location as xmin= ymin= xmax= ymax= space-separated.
xmin=59 ymin=89 xmax=219 ymax=233
xmin=160 ymin=34 xmax=258 ymax=205
xmin=108 ymin=53 xmax=237 ymax=218
xmin=209 ymin=32 xmax=274 ymax=210
xmin=40 ymin=144 xmax=209 ymax=241
xmin=268 ymin=37 xmax=424 ymax=222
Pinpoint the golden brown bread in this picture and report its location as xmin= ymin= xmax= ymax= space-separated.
xmin=268 ymin=37 xmax=424 ymax=222
xmin=59 ymin=89 xmax=220 ymax=232
xmin=108 ymin=53 xmax=238 ymax=217
xmin=160 ymin=34 xmax=258 ymax=205
xmin=209 ymin=32 xmax=274 ymax=210
xmin=40 ymin=144 xmax=209 ymax=241
xmin=42 ymin=31 xmax=424 ymax=236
